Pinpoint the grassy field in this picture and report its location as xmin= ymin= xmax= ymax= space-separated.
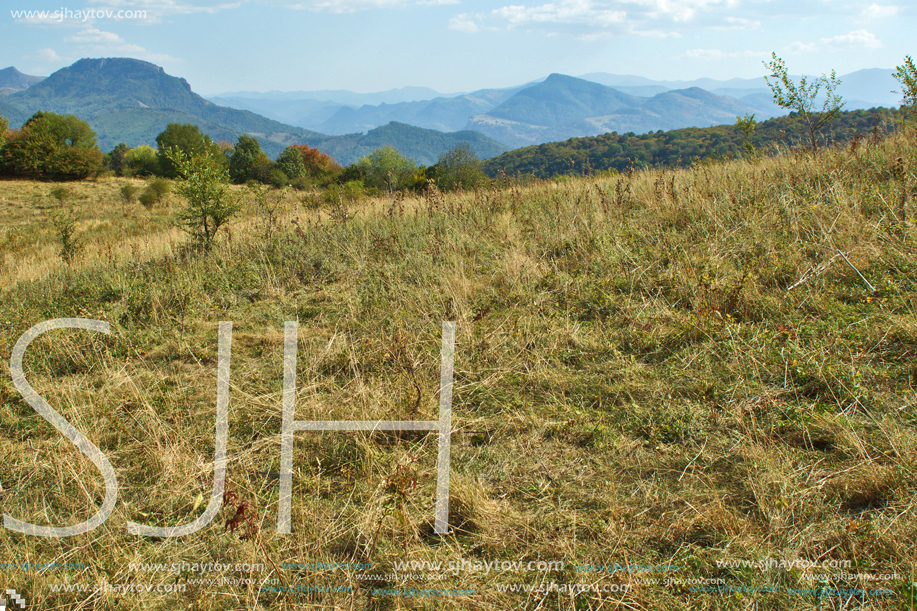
xmin=1 ymin=130 xmax=916 ymax=610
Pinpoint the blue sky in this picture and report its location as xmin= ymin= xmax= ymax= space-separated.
xmin=1 ymin=0 xmax=911 ymax=94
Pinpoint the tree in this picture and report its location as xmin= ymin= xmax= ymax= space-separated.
xmin=354 ymin=145 xmax=417 ymax=194
xmin=735 ymin=113 xmax=757 ymax=157
xmin=155 ymin=123 xmax=223 ymax=178
xmin=289 ymin=144 xmax=341 ymax=184
xmin=276 ymin=146 xmax=306 ymax=180
xmin=0 ymin=115 xmax=8 ymax=147
xmin=167 ymin=147 xmax=239 ymax=251
xmin=892 ymin=56 xmax=917 ymax=121
xmin=763 ymin=53 xmax=845 ymax=152
xmin=229 ymin=134 xmax=272 ymax=184
xmin=124 ymin=145 xmax=159 ymax=176
xmin=109 ymin=142 xmax=130 ymax=175
xmin=0 ymin=111 xmax=103 ymax=179
xmin=432 ymin=142 xmax=486 ymax=192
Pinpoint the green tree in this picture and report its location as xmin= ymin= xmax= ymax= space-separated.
xmin=892 ymin=56 xmax=917 ymax=121
xmin=229 ymin=134 xmax=272 ymax=184
xmin=735 ymin=113 xmax=757 ymax=157
xmin=0 ymin=115 xmax=8 ymax=147
xmin=763 ymin=53 xmax=845 ymax=152
xmin=124 ymin=145 xmax=159 ymax=176
xmin=432 ymin=142 xmax=486 ymax=192
xmin=167 ymin=148 xmax=239 ymax=251
xmin=109 ymin=142 xmax=130 ymax=175
xmin=0 ymin=111 xmax=102 ymax=179
xmin=354 ymin=145 xmax=417 ymax=194
xmin=276 ymin=146 xmax=306 ymax=180
xmin=155 ymin=123 xmax=223 ymax=178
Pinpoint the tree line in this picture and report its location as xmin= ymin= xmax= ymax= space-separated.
xmin=0 ymin=113 xmax=488 ymax=194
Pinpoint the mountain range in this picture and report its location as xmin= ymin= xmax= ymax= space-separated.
xmin=0 ymin=58 xmax=903 ymax=166
xmin=208 ymin=68 xmax=900 ymax=148
xmin=0 ymin=58 xmax=506 ymax=165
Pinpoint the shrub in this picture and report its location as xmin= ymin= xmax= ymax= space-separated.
xmin=120 ymin=184 xmax=140 ymax=206
xmin=168 ymin=148 xmax=239 ymax=251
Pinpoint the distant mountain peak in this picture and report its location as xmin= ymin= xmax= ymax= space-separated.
xmin=0 ymin=66 xmax=45 ymax=91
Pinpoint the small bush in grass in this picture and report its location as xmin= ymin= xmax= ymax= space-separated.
xmin=138 ymin=190 xmax=156 ymax=209
xmin=120 ymin=184 xmax=139 ymax=206
xmin=49 ymin=186 xmax=71 ymax=205
xmin=49 ymin=206 xmax=83 ymax=265
xmin=143 ymin=177 xmax=171 ymax=206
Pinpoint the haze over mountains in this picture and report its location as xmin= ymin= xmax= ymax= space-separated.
xmin=0 ymin=58 xmax=506 ymax=165
xmin=0 ymin=58 xmax=903 ymax=165
xmin=209 ymin=68 xmax=900 ymax=148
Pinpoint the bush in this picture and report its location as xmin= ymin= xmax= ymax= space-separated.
xmin=120 ymin=184 xmax=140 ymax=206
xmin=168 ymin=148 xmax=239 ymax=251
xmin=124 ymin=145 xmax=158 ymax=177
xmin=432 ymin=143 xmax=486 ymax=192
xmin=138 ymin=190 xmax=156 ymax=209
xmin=144 ymin=178 xmax=171 ymax=205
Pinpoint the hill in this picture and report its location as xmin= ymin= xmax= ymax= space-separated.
xmin=466 ymin=74 xmax=778 ymax=148
xmin=483 ymin=107 xmax=906 ymax=178
xmin=0 ymin=67 xmax=45 ymax=95
xmin=0 ymin=58 xmax=508 ymax=164
xmin=304 ymin=121 xmax=508 ymax=166
xmin=2 ymin=127 xmax=915 ymax=610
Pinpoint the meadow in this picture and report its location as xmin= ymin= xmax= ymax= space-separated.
xmin=1 ymin=128 xmax=916 ymax=610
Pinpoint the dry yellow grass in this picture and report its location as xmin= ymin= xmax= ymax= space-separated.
xmin=1 ymin=132 xmax=917 ymax=610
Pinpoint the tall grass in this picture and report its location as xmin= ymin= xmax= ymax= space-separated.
xmin=1 ymin=130 xmax=916 ymax=610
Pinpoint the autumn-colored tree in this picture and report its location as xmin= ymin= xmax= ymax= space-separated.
xmin=290 ymin=144 xmax=341 ymax=181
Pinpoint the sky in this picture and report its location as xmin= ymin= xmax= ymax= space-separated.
xmin=1 ymin=0 xmax=911 ymax=95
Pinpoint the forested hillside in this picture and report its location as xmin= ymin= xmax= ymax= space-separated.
xmin=483 ymin=107 xmax=906 ymax=178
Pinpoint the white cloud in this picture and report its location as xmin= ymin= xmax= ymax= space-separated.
xmin=678 ymin=48 xmax=765 ymax=60
xmin=859 ymin=3 xmax=898 ymax=19
xmin=786 ymin=40 xmax=818 ymax=53
xmin=448 ymin=13 xmax=481 ymax=31
xmin=786 ymin=29 xmax=882 ymax=54
xmin=63 ymin=27 xmax=183 ymax=64
xmin=65 ymin=27 xmax=126 ymax=44
xmin=23 ymin=48 xmax=65 ymax=62
xmin=449 ymin=0 xmax=747 ymax=37
xmin=821 ymin=29 xmax=881 ymax=49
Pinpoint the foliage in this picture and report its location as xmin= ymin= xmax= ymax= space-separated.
xmin=108 ymin=142 xmax=130 ymax=175
xmin=48 ymin=205 xmax=83 ymax=265
xmin=353 ymin=145 xmax=417 ymax=194
xmin=49 ymin=186 xmax=71 ymax=205
xmin=119 ymin=184 xmax=139 ymax=206
xmin=229 ymin=134 xmax=272 ymax=184
xmin=0 ymin=111 xmax=103 ymax=179
xmin=431 ymin=142 xmax=487 ymax=192
xmin=167 ymin=147 xmax=239 ymax=250
xmin=155 ymin=123 xmax=224 ymax=178
xmin=276 ymin=146 xmax=306 ymax=180
xmin=289 ymin=144 xmax=342 ymax=184
xmin=0 ymin=115 xmax=8 ymax=146
xmin=123 ymin=145 xmax=159 ymax=177
xmin=736 ymin=113 xmax=757 ymax=157
xmin=763 ymin=53 xmax=845 ymax=151
xmin=144 ymin=178 xmax=171 ymax=205
xmin=892 ymin=56 xmax=917 ymax=121
xmin=483 ymin=107 xmax=905 ymax=179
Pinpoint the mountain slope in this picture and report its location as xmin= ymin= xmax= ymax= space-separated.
xmin=303 ymin=121 xmax=508 ymax=166
xmin=0 ymin=67 xmax=45 ymax=95
xmin=0 ymin=57 xmax=508 ymax=164
xmin=467 ymin=75 xmax=782 ymax=148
